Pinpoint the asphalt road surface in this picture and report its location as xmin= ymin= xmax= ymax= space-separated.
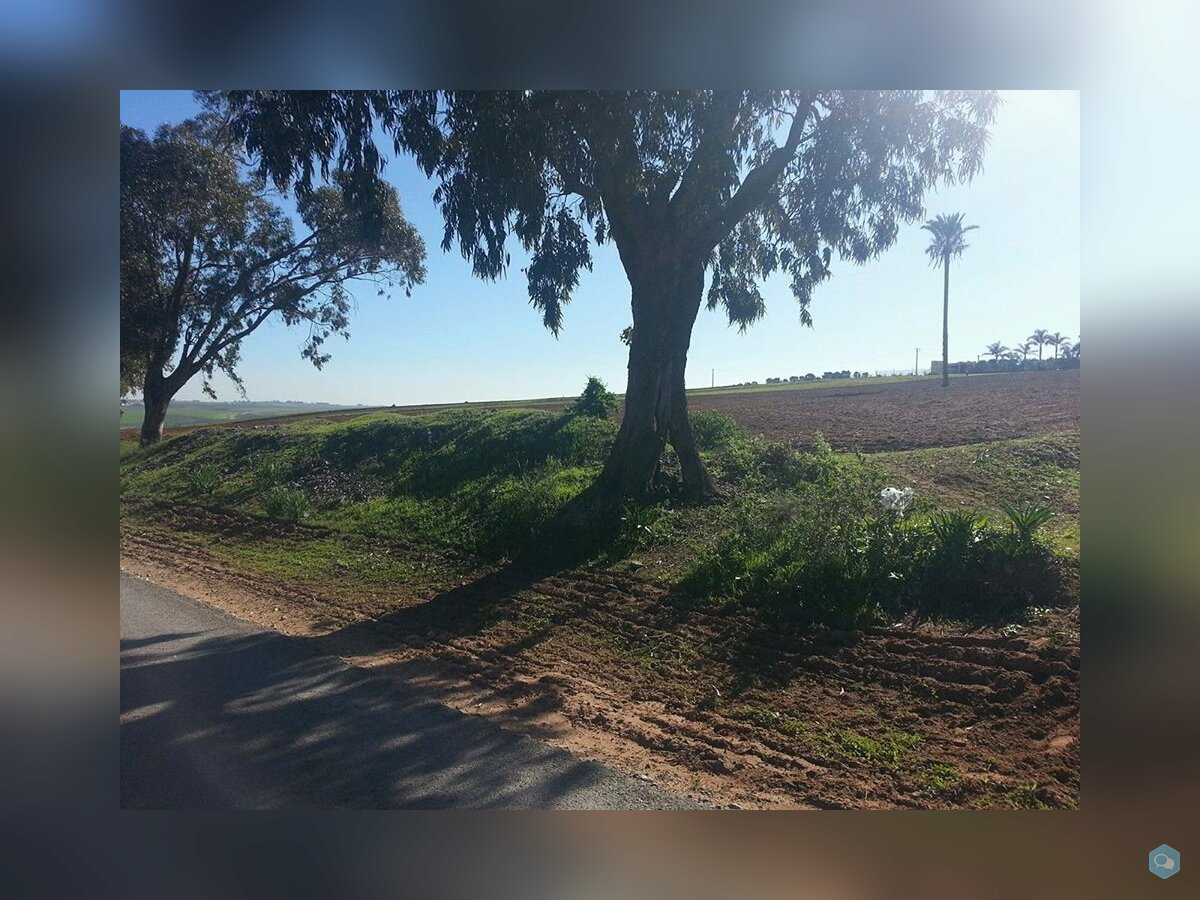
xmin=121 ymin=573 xmax=702 ymax=809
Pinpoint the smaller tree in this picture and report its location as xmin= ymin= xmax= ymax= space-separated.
xmin=1047 ymin=331 xmax=1066 ymax=358
xmin=569 ymin=376 xmax=619 ymax=419
xmin=985 ymin=341 xmax=1008 ymax=362
xmin=121 ymin=116 xmax=426 ymax=446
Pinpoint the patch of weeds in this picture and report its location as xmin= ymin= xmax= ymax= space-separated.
xmin=262 ymin=487 xmax=311 ymax=523
xmin=1007 ymin=779 xmax=1052 ymax=810
xmin=921 ymin=761 xmax=962 ymax=794
xmin=831 ymin=729 xmax=923 ymax=768
xmin=182 ymin=463 xmax=222 ymax=496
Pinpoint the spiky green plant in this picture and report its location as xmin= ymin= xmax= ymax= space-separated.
xmin=998 ymin=502 xmax=1053 ymax=547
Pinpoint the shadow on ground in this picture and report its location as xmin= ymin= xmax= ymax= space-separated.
xmin=120 ymin=604 xmax=698 ymax=809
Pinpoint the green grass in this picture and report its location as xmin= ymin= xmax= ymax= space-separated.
xmin=874 ymin=434 xmax=1079 ymax=556
xmin=122 ymin=402 xmax=1078 ymax=626
xmin=121 ymin=400 xmax=363 ymax=430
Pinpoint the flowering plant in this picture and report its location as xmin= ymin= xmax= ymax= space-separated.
xmin=877 ymin=486 xmax=914 ymax=514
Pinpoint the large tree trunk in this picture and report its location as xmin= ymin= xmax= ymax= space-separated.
xmin=598 ymin=265 xmax=716 ymax=502
xmin=941 ymin=256 xmax=950 ymax=388
xmin=139 ymin=371 xmax=175 ymax=447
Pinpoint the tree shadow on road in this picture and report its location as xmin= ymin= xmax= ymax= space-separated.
xmin=120 ymin=620 xmax=688 ymax=809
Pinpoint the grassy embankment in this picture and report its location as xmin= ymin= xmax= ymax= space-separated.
xmin=121 ymin=405 xmax=1078 ymax=628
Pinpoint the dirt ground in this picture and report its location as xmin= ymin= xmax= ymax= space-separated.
xmin=688 ymin=370 xmax=1079 ymax=451
xmin=122 ymin=507 xmax=1079 ymax=810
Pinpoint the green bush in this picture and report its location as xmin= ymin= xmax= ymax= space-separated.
xmin=686 ymin=440 xmax=1067 ymax=627
xmin=262 ymin=487 xmax=311 ymax=523
xmin=550 ymin=414 xmax=617 ymax=466
xmin=568 ymin=376 xmax=619 ymax=419
xmin=689 ymin=411 xmax=742 ymax=452
xmin=182 ymin=463 xmax=222 ymax=496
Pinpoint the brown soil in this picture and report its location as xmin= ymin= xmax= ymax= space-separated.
xmin=688 ymin=370 xmax=1079 ymax=451
xmin=122 ymin=505 xmax=1079 ymax=810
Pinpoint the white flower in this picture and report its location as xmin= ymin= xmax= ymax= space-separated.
xmin=878 ymin=486 xmax=914 ymax=513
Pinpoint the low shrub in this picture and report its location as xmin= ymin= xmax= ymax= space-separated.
xmin=182 ymin=464 xmax=221 ymax=496
xmin=568 ymin=376 xmax=619 ymax=419
xmin=252 ymin=457 xmax=285 ymax=490
xmin=686 ymin=445 xmax=1067 ymax=628
xmin=689 ymin=411 xmax=742 ymax=453
xmin=262 ymin=487 xmax=311 ymax=523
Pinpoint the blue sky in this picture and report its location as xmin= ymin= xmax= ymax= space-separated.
xmin=120 ymin=91 xmax=1079 ymax=405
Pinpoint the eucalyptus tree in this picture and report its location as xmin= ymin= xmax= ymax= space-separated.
xmin=218 ymin=90 xmax=998 ymax=500
xmin=922 ymin=212 xmax=979 ymax=388
xmin=121 ymin=115 xmax=425 ymax=446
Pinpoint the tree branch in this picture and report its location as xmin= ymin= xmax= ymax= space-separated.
xmin=689 ymin=97 xmax=815 ymax=256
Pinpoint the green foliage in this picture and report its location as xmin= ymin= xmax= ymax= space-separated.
xmin=998 ymin=502 xmax=1054 ymax=548
xmin=927 ymin=510 xmax=983 ymax=557
xmin=686 ymin=442 xmax=1067 ymax=628
xmin=689 ymin=411 xmax=742 ymax=452
xmin=685 ymin=448 xmax=891 ymax=628
xmin=568 ymin=376 xmax=618 ymax=419
xmin=252 ymin=457 xmax=285 ymax=490
xmin=224 ymin=90 xmax=998 ymax=335
xmin=182 ymin=463 xmax=222 ymax=496
xmin=617 ymin=502 xmax=667 ymax=553
xmin=121 ymin=404 xmax=1073 ymax=625
xmin=121 ymin=106 xmax=425 ymax=439
xmin=262 ymin=488 xmax=311 ymax=523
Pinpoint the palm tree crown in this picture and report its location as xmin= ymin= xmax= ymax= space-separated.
xmin=922 ymin=213 xmax=979 ymax=266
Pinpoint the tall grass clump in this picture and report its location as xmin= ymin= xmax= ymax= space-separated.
xmin=182 ymin=463 xmax=222 ymax=496
xmin=262 ymin=487 xmax=311 ymax=523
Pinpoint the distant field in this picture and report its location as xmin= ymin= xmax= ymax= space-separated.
xmin=121 ymin=400 xmax=361 ymax=430
xmin=133 ymin=370 xmax=1079 ymax=454
xmin=127 ymin=374 xmax=949 ymax=437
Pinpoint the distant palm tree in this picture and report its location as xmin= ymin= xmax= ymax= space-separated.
xmin=923 ymin=213 xmax=979 ymax=388
xmin=1004 ymin=350 xmax=1022 ymax=362
xmin=986 ymin=341 xmax=1009 ymax=362
xmin=1047 ymin=331 xmax=1065 ymax=358
xmin=1029 ymin=329 xmax=1050 ymax=365
xmin=1018 ymin=340 xmax=1033 ymax=362
xmin=1057 ymin=338 xmax=1073 ymax=359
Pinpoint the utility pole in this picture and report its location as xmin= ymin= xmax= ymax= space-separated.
xmin=711 ymin=368 xmax=715 ymax=388
xmin=915 ymin=348 xmax=920 ymax=376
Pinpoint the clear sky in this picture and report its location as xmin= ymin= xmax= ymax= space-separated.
xmin=119 ymin=91 xmax=1079 ymax=405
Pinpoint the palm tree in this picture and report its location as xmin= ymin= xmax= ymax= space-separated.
xmin=986 ymin=341 xmax=1008 ymax=362
xmin=923 ymin=213 xmax=978 ymax=387
xmin=1018 ymin=340 xmax=1033 ymax=362
xmin=1028 ymin=329 xmax=1050 ymax=365
xmin=1047 ymin=331 xmax=1065 ymax=359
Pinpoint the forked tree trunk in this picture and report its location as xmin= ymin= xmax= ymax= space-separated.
xmin=139 ymin=382 xmax=170 ymax=447
xmin=598 ymin=264 xmax=716 ymax=502
xmin=139 ymin=366 xmax=185 ymax=447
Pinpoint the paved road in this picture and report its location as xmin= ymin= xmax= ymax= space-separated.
xmin=121 ymin=573 xmax=702 ymax=809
